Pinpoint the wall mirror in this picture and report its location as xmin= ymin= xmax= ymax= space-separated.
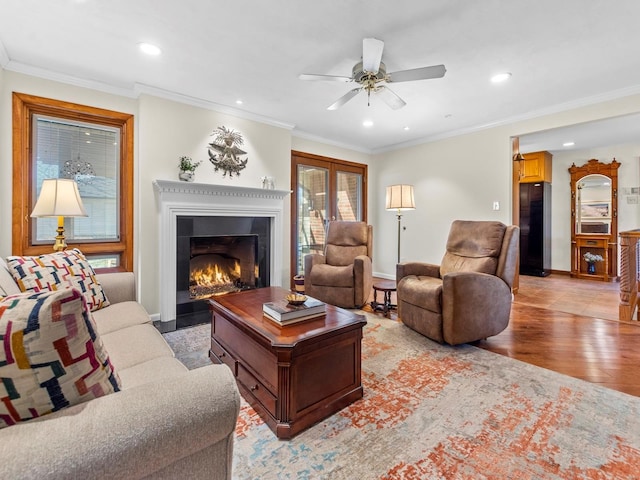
xmin=576 ymin=174 xmax=612 ymax=235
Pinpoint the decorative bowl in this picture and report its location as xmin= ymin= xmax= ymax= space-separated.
xmin=286 ymin=293 xmax=307 ymax=306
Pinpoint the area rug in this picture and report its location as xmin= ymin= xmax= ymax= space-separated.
xmin=163 ymin=313 xmax=640 ymax=479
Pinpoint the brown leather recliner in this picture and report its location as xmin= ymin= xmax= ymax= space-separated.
xmin=396 ymin=220 xmax=519 ymax=345
xmin=304 ymin=221 xmax=373 ymax=308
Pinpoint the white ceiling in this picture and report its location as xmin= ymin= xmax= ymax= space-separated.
xmin=2 ymin=0 xmax=640 ymax=153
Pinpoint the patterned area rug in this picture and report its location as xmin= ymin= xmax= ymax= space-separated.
xmin=163 ymin=313 xmax=640 ymax=479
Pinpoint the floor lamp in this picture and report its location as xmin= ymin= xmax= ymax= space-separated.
xmin=31 ymin=178 xmax=88 ymax=251
xmin=385 ymin=184 xmax=416 ymax=264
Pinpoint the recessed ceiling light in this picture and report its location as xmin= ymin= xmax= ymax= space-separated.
xmin=563 ymin=141 xmax=575 ymax=147
xmin=139 ymin=42 xmax=161 ymax=56
xmin=491 ymin=72 xmax=512 ymax=83
xmin=362 ymin=120 xmax=373 ymax=127
xmin=235 ymin=99 xmax=244 ymax=105
xmin=403 ymin=126 xmax=410 ymax=131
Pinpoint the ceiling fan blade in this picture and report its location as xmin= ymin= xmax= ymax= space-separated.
xmin=299 ymin=73 xmax=353 ymax=82
xmin=377 ymin=86 xmax=406 ymax=110
xmin=362 ymin=38 xmax=384 ymax=74
xmin=388 ymin=64 xmax=446 ymax=83
xmin=327 ymin=88 xmax=362 ymax=110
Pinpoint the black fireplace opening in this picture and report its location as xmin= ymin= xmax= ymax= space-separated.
xmin=176 ymin=216 xmax=270 ymax=329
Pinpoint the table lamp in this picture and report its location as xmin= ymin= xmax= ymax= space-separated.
xmin=386 ymin=184 xmax=416 ymax=264
xmin=31 ymin=178 xmax=88 ymax=251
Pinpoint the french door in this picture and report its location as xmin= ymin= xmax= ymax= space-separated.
xmin=290 ymin=151 xmax=368 ymax=280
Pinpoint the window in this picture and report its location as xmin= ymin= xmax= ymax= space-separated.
xmin=12 ymin=93 xmax=134 ymax=271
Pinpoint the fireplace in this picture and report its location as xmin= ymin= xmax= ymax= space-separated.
xmin=188 ymin=235 xmax=258 ymax=299
xmin=153 ymin=180 xmax=289 ymax=332
xmin=176 ymin=215 xmax=270 ymax=328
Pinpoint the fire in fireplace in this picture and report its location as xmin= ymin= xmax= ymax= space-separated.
xmin=175 ymin=215 xmax=271 ymax=329
xmin=189 ymin=235 xmax=258 ymax=299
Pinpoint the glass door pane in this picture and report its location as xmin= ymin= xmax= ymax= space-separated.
xmin=296 ymin=165 xmax=329 ymax=274
xmin=336 ymin=171 xmax=362 ymax=221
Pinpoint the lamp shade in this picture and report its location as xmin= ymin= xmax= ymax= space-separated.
xmin=31 ymin=179 xmax=88 ymax=218
xmin=385 ymin=184 xmax=416 ymax=211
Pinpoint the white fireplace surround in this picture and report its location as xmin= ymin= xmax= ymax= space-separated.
xmin=153 ymin=180 xmax=290 ymax=327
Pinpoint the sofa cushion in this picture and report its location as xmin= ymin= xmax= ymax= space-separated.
xmin=397 ymin=275 xmax=443 ymax=313
xmin=117 ymin=356 xmax=188 ymax=389
xmin=6 ymin=249 xmax=110 ymax=312
xmin=0 ymin=288 xmax=121 ymax=428
xmin=92 ymin=301 xmax=151 ymax=336
xmin=101 ymin=324 xmax=175 ymax=370
xmin=309 ymin=264 xmax=354 ymax=287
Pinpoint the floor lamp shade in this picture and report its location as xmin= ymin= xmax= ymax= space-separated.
xmin=385 ymin=184 xmax=416 ymax=264
xmin=385 ymin=184 xmax=416 ymax=211
xmin=31 ymin=178 xmax=88 ymax=251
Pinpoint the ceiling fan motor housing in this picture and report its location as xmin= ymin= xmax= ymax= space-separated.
xmin=352 ymin=61 xmax=387 ymax=83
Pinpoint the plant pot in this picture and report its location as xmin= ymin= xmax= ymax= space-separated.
xmin=179 ymin=171 xmax=194 ymax=182
xmin=587 ymin=262 xmax=596 ymax=274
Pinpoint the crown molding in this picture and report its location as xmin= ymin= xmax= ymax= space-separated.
xmin=134 ymin=83 xmax=295 ymax=131
xmin=3 ymin=60 xmax=138 ymax=98
xmin=373 ymin=84 xmax=640 ymax=154
xmin=291 ymin=129 xmax=373 ymax=155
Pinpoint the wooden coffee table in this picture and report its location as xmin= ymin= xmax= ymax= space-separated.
xmin=208 ymin=287 xmax=367 ymax=439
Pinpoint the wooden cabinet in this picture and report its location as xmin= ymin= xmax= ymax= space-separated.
xmin=569 ymin=159 xmax=620 ymax=281
xmin=520 ymin=151 xmax=552 ymax=183
xmin=573 ymin=235 xmax=614 ymax=281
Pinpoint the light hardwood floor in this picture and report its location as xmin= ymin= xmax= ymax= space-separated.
xmin=366 ymin=274 xmax=640 ymax=397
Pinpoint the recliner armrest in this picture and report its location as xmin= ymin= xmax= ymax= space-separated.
xmin=396 ymin=262 xmax=441 ymax=282
xmin=441 ymin=271 xmax=512 ymax=345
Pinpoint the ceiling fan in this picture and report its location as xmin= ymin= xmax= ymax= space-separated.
xmin=299 ymin=38 xmax=446 ymax=111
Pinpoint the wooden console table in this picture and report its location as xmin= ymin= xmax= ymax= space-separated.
xmin=208 ymin=287 xmax=366 ymax=439
xmin=619 ymin=229 xmax=640 ymax=321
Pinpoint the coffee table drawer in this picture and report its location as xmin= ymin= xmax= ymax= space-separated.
xmin=210 ymin=337 xmax=237 ymax=374
xmin=237 ymin=363 xmax=276 ymax=416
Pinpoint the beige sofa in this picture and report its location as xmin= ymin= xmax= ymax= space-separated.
xmin=0 ymin=259 xmax=240 ymax=480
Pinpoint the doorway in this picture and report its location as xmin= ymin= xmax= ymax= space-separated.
xmin=290 ymin=151 xmax=368 ymax=280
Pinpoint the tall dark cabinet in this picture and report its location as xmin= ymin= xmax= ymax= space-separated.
xmin=519 ymin=182 xmax=551 ymax=276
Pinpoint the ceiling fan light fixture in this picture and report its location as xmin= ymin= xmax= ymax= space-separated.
xmin=491 ymin=72 xmax=512 ymax=83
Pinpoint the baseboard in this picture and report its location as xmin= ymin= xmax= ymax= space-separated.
xmin=373 ymin=271 xmax=395 ymax=280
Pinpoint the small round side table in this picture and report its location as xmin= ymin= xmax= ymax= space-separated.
xmin=370 ymin=280 xmax=397 ymax=318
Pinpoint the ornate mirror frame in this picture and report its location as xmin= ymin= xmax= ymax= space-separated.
xmin=568 ymin=158 xmax=620 ymax=281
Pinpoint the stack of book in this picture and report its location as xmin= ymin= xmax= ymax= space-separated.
xmin=263 ymin=296 xmax=326 ymax=325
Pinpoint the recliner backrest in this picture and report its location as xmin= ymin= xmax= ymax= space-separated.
xmin=440 ymin=220 xmax=507 ymax=277
xmin=324 ymin=221 xmax=372 ymax=266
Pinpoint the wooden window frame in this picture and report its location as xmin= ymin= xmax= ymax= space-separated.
xmin=12 ymin=92 xmax=134 ymax=272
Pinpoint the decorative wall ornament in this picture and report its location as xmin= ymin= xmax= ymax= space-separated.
xmin=207 ymin=126 xmax=248 ymax=178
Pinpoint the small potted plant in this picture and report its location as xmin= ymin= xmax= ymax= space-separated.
xmin=178 ymin=156 xmax=201 ymax=182
xmin=583 ymin=252 xmax=604 ymax=275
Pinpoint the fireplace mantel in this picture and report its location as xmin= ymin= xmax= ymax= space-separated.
xmin=153 ymin=180 xmax=290 ymax=330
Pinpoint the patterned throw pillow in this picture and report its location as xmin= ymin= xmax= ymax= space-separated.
xmin=6 ymin=249 xmax=110 ymax=312
xmin=0 ymin=288 xmax=121 ymax=429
